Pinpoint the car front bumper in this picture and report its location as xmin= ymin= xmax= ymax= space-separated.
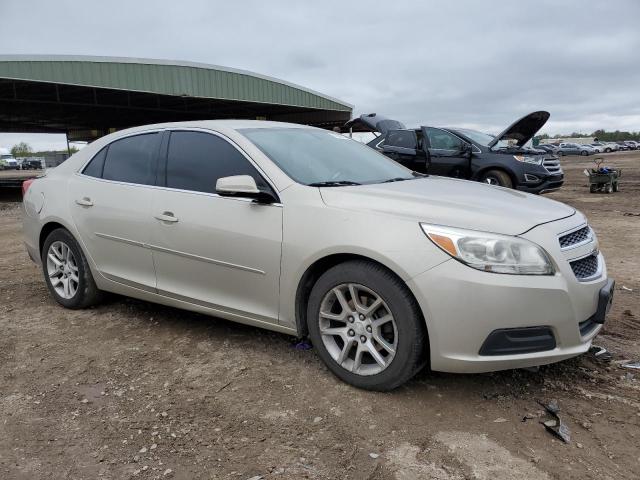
xmin=516 ymin=173 xmax=564 ymax=194
xmin=406 ymin=215 xmax=610 ymax=374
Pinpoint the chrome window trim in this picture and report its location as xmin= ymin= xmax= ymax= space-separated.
xmin=73 ymin=173 xmax=283 ymax=208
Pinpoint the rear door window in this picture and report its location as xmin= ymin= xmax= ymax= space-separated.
xmin=102 ymin=133 xmax=160 ymax=185
xmin=164 ymin=131 xmax=269 ymax=194
xmin=82 ymin=147 xmax=107 ymax=178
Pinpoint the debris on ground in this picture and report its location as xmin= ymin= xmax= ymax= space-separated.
xmin=292 ymin=339 xmax=313 ymax=350
xmin=538 ymin=400 xmax=571 ymax=443
xmin=589 ymin=345 xmax=613 ymax=363
xmin=621 ymin=362 xmax=640 ymax=370
xmin=621 ymin=285 xmax=633 ymax=292
xmin=521 ymin=413 xmax=536 ymax=422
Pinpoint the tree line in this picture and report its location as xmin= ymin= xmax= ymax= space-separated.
xmin=10 ymin=141 xmax=79 ymax=157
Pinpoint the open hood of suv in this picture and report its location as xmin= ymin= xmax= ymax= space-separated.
xmin=488 ymin=111 xmax=550 ymax=149
xmin=344 ymin=113 xmax=406 ymax=135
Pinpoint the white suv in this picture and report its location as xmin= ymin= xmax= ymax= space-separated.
xmin=22 ymin=121 xmax=614 ymax=390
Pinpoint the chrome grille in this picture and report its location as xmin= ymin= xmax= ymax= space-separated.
xmin=559 ymin=226 xmax=591 ymax=249
xmin=543 ymin=157 xmax=562 ymax=174
xmin=570 ymin=254 xmax=599 ymax=280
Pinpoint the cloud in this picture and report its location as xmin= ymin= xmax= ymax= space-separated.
xmin=1 ymin=0 xmax=639 ymax=149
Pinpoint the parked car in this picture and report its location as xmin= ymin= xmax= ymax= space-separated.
xmin=20 ymin=159 xmax=43 ymax=170
xmin=604 ymin=142 xmax=620 ymax=152
xmin=348 ymin=111 xmax=564 ymax=194
xmin=22 ymin=120 xmax=613 ymax=390
xmin=590 ymin=142 xmax=611 ymax=153
xmin=0 ymin=154 xmax=19 ymax=169
xmin=535 ymin=144 xmax=560 ymax=154
xmin=623 ymin=140 xmax=638 ymax=150
xmin=615 ymin=141 xmax=630 ymax=151
xmin=557 ymin=143 xmax=593 ymax=156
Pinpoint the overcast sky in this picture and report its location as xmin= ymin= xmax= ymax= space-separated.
xmin=1 ymin=0 xmax=640 ymax=151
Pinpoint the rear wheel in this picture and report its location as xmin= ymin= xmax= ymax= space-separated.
xmin=605 ymin=148 xmax=612 ymax=153
xmin=613 ymin=182 xmax=619 ymax=192
xmin=42 ymin=228 xmax=103 ymax=309
xmin=590 ymin=184 xmax=597 ymax=193
xmin=581 ymin=150 xmax=588 ymax=156
xmin=307 ymin=260 xmax=426 ymax=391
xmin=480 ymin=169 xmax=513 ymax=188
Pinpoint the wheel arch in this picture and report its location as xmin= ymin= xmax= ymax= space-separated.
xmin=473 ymin=165 xmax=517 ymax=186
xmin=39 ymin=221 xmax=70 ymax=256
xmin=294 ymin=253 xmax=425 ymax=339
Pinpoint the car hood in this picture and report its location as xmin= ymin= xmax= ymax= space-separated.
xmin=488 ymin=111 xmax=550 ymax=149
xmin=344 ymin=113 xmax=406 ymax=135
xmin=320 ymin=176 xmax=575 ymax=236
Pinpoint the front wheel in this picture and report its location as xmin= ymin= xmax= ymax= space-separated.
xmin=605 ymin=148 xmax=612 ymax=153
xmin=480 ymin=169 xmax=513 ymax=188
xmin=41 ymin=228 xmax=103 ymax=309
xmin=581 ymin=150 xmax=588 ymax=156
xmin=307 ymin=260 xmax=426 ymax=391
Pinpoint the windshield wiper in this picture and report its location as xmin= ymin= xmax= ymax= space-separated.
xmin=308 ymin=180 xmax=362 ymax=187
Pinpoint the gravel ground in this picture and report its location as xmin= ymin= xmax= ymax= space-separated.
xmin=1 ymin=152 xmax=639 ymax=479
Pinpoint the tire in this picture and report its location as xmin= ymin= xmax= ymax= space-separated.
xmin=590 ymin=184 xmax=597 ymax=193
xmin=605 ymin=148 xmax=611 ymax=153
xmin=613 ymin=182 xmax=619 ymax=192
xmin=480 ymin=169 xmax=513 ymax=188
xmin=559 ymin=151 xmax=565 ymax=156
xmin=307 ymin=260 xmax=426 ymax=391
xmin=41 ymin=228 xmax=103 ymax=309
xmin=581 ymin=150 xmax=588 ymax=156
xmin=604 ymin=184 xmax=612 ymax=194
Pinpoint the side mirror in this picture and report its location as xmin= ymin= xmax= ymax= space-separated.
xmin=216 ymin=175 xmax=276 ymax=203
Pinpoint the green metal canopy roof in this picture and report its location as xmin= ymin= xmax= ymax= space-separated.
xmin=0 ymin=55 xmax=352 ymax=139
xmin=0 ymin=55 xmax=351 ymax=112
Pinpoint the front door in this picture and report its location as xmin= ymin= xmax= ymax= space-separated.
xmin=69 ymin=132 xmax=161 ymax=291
xmin=424 ymin=127 xmax=470 ymax=178
xmin=149 ymin=130 xmax=283 ymax=323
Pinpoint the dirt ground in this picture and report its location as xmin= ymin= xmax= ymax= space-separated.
xmin=1 ymin=152 xmax=639 ymax=480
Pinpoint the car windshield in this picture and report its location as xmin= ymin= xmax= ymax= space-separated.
xmin=453 ymin=129 xmax=509 ymax=149
xmin=240 ymin=127 xmax=416 ymax=186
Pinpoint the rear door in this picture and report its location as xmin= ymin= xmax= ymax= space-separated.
xmin=423 ymin=127 xmax=470 ymax=178
xmin=149 ymin=129 xmax=283 ymax=323
xmin=381 ymin=129 xmax=427 ymax=171
xmin=68 ymin=132 xmax=161 ymax=291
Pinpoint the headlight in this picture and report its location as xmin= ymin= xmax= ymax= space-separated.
xmin=513 ymin=155 xmax=543 ymax=165
xmin=420 ymin=224 xmax=555 ymax=275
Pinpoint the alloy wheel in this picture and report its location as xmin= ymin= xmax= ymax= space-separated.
xmin=318 ymin=283 xmax=397 ymax=376
xmin=46 ymin=241 xmax=79 ymax=299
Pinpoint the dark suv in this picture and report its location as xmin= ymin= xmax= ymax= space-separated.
xmin=346 ymin=111 xmax=563 ymax=194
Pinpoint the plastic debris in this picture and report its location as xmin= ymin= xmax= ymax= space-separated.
xmin=589 ymin=345 xmax=613 ymax=363
xmin=292 ymin=339 xmax=313 ymax=350
xmin=622 ymin=362 xmax=640 ymax=370
xmin=621 ymin=285 xmax=633 ymax=292
xmin=538 ymin=399 xmax=570 ymax=443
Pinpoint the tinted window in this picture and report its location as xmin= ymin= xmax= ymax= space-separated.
xmin=425 ymin=128 xmax=463 ymax=150
xmin=385 ymin=130 xmax=417 ymax=149
xmin=82 ymin=147 xmax=107 ymax=178
xmin=165 ymin=131 xmax=268 ymax=194
xmin=102 ymin=133 xmax=159 ymax=185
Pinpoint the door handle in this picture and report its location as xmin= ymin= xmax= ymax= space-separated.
xmin=75 ymin=197 xmax=93 ymax=207
xmin=154 ymin=212 xmax=179 ymax=223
